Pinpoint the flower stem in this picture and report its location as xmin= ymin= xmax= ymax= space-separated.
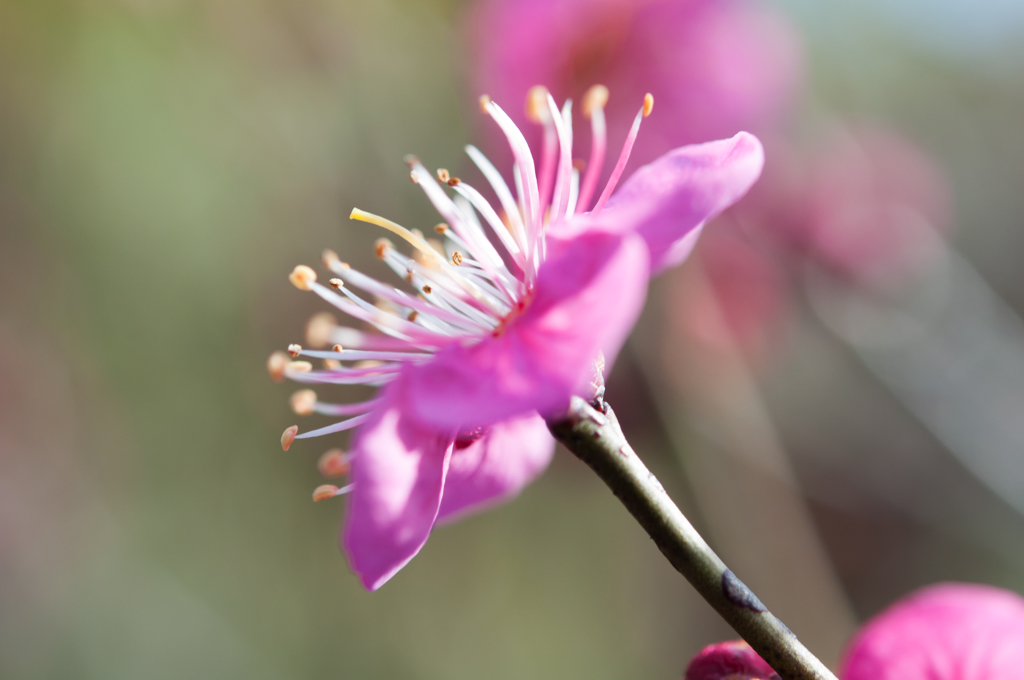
xmin=547 ymin=396 xmax=839 ymax=680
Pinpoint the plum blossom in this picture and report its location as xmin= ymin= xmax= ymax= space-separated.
xmin=840 ymin=583 xmax=1024 ymax=680
xmin=270 ymin=86 xmax=763 ymax=590
xmin=684 ymin=640 xmax=779 ymax=680
xmin=685 ymin=583 xmax=1024 ymax=680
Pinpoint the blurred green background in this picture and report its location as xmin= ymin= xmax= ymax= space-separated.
xmin=2 ymin=0 xmax=1024 ymax=678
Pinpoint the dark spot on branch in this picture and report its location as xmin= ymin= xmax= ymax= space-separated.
xmin=722 ymin=569 xmax=767 ymax=612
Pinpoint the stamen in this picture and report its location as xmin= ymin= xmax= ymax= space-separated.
xmin=478 ymin=94 xmax=491 ymax=113
xmin=352 ymin=209 xmax=442 ymax=266
xmin=437 ymin=168 xmax=450 ymax=183
xmin=305 ymin=312 xmax=336 ymax=348
xmin=592 ymin=93 xmax=653 ymax=213
xmin=312 ymin=483 xmax=353 ymax=502
xmin=434 ymin=223 xmax=448 ymax=234
xmin=267 ymin=351 xmax=290 ymax=382
xmin=286 ymin=361 xmax=313 ymax=374
xmin=577 ymin=84 xmax=609 ymax=214
xmin=524 ymin=85 xmax=551 ymax=124
xmin=527 ymin=86 xmax=558 ymax=215
xmin=289 ymin=265 xmax=317 ymax=291
xmin=329 ymin=278 xmax=343 ymax=289
xmin=332 ymin=344 xmax=344 ymax=352
xmin=318 ymin=449 xmax=352 ymax=478
xmin=294 ymin=413 xmax=372 ymax=439
xmin=290 ymin=389 xmax=317 ymax=416
xmin=581 ymin=84 xmax=609 ymax=119
xmin=281 ymin=425 xmax=298 ymax=451
xmin=288 ymin=343 xmax=302 ymax=358
xmin=545 ymin=93 xmax=573 ymax=222
xmin=452 ymin=251 xmax=464 ymax=265
xmin=464 ymin=145 xmax=527 ymax=251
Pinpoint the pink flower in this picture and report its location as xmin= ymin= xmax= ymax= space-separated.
xmin=840 ymin=583 xmax=1024 ymax=680
xmin=469 ymin=0 xmax=800 ymax=166
xmin=804 ymin=125 xmax=951 ymax=283
xmin=272 ymin=88 xmax=763 ymax=589
xmin=685 ymin=640 xmax=778 ymax=680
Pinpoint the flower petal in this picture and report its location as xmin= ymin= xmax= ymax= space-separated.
xmin=685 ymin=640 xmax=778 ymax=680
xmin=840 ymin=582 xmax=1024 ymax=680
xmin=342 ymin=384 xmax=454 ymax=591
xmin=569 ymin=132 xmax=764 ymax=273
xmin=436 ymin=413 xmax=556 ymax=524
xmin=405 ymin=231 xmax=649 ymax=429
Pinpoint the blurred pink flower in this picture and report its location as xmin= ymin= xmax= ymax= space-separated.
xmin=685 ymin=640 xmax=778 ymax=680
xmin=840 ymin=583 xmax=1024 ymax=680
xmin=803 ymin=125 xmax=951 ymax=282
xmin=273 ymin=90 xmax=764 ymax=589
xmin=469 ymin=0 xmax=801 ymax=167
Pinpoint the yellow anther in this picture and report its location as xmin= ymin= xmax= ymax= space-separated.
xmin=287 ymin=343 xmax=302 ymax=358
xmin=322 ymin=249 xmax=340 ymax=268
xmin=642 ymin=93 xmax=654 ymax=118
xmin=451 ymin=251 xmax=464 ymax=265
xmin=289 ymin=265 xmax=317 ymax=291
xmin=434 ymin=223 xmax=448 ymax=234
xmin=267 ymin=351 xmax=289 ymax=382
xmin=318 ymin=449 xmax=350 ymax=478
xmin=331 ymin=344 xmax=344 ymax=353
xmin=374 ymin=238 xmax=392 ymax=259
xmin=422 ymin=285 xmax=432 ymax=294
xmin=437 ymin=168 xmax=450 ymax=183
xmin=329 ymin=278 xmax=343 ymax=289
xmin=582 ymin=84 xmax=609 ymax=119
xmin=525 ymin=85 xmax=551 ymax=124
xmin=281 ymin=425 xmax=299 ymax=451
xmin=446 ymin=177 xmax=461 ymax=187
xmin=290 ymin=389 xmax=317 ymax=416
xmin=312 ymin=484 xmax=339 ymax=502
xmin=305 ymin=312 xmax=336 ymax=348
xmin=479 ymin=94 xmax=491 ymax=113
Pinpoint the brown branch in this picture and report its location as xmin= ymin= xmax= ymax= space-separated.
xmin=547 ymin=396 xmax=838 ymax=680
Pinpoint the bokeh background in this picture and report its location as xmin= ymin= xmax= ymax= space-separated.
xmin=3 ymin=0 xmax=1024 ymax=678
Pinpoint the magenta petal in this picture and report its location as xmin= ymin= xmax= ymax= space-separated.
xmin=405 ymin=232 xmax=649 ymax=429
xmin=685 ymin=640 xmax=778 ymax=680
xmin=840 ymin=583 xmax=1024 ymax=680
xmin=342 ymin=386 xmax=454 ymax=591
xmin=577 ymin=132 xmax=764 ymax=273
xmin=436 ymin=413 xmax=555 ymax=524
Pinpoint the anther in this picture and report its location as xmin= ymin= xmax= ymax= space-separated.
xmin=287 ymin=361 xmax=313 ymax=373
xmin=312 ymin=484 xmax=340 ymax=502
xmin=281 ymin=425 xmax=299 ymax=451
xmin=267 ymin=351 xmax=289 ymax=382
xmin=407 ymin=310 xmax=419 ymax=322
xmin=573 ymin=158 xmax=587 ymax=172
xmin=305 ymin=312 xmax=336 ymax=348
xmin=290 ymin=389 xmax=317 ymax=416
xmin=451 ymin=251 xmax=464 ymax=265
xmin=322 ymin=249 xmax=340 ymax=268
xmin=332 ymin=344 xmax=344 ymax=353
xmin=410 ymin=171 xmax=419 ymax=184
xmin=436 ymin=168 xmax=450 ymax=183
xmin=446 ymin=177 xmax=461 ymax=187
xmin=318 ymin=449 xmax=351 ymax=478
xmin=642 ymin=93 xmax=654 ymax=117
xmin=329 ymin=278 xmax=343 ymax=289
xmin=374 ymin=238 xmax=392 ymax=259
xmin=422 ymin=284 xmax=432 ymax=294
xmin=287 ymin=343 xmax=302 ymax=358
xmin=582 ymin=84 xmax=610 ymax=119
xmin=289 ymin=265 xmax=317 ymax=291
xmin=525 ymin=85 xmax=551 ymax=123
xmin=434 ymin=223 xmax=448 ymax=234
xmin=478 ymin=94 xmax=491 ymax=113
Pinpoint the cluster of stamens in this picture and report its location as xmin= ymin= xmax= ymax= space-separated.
xmin=270 ymin=85 xmax=653 ymax=502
